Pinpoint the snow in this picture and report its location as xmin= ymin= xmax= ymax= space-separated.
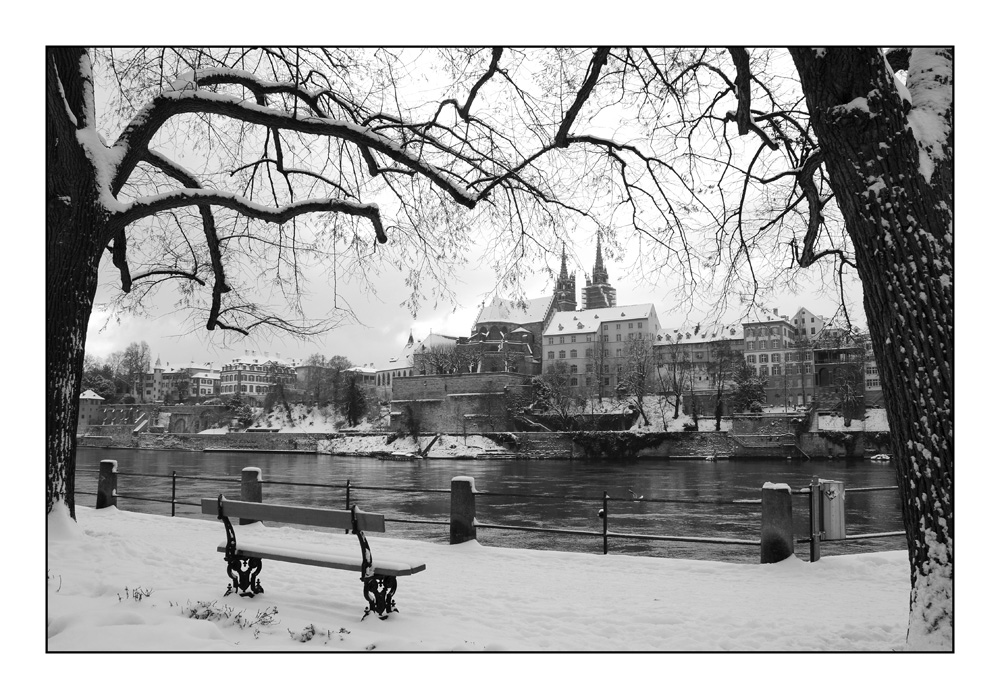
xmin=905 ymin=48 xmax=952 ymax=184
xmin=49 ymin=506 xmax=911 ymax=653
xmin=816 ymin=408 xmax=890 ymax=432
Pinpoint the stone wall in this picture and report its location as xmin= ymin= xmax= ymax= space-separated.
xmin=390 ymin=372 xmax=532 ymax=433
xmin=137 ymin=431 xmax=336 ymax=452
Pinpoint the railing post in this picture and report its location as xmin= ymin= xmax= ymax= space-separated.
xmin=809 ymin=476 xmax=822 ymax=562
xmin=450 ymin=477 xmax=477 ymax=544
xmin=819 ymin=480 xmax=846 ymax=540
xmin=96 ymin=460 xmax=118 ymax=509
xmin=171 ymin=470 xmax=177 ymax=517
xmin=240 ymin=467 xmax=262 ymax=525
xmin=345 ymin=479 xmax=351 ymax=534
xmin=602 ymin=491 xmax=609 ymax=554
xmin=760 ymin=482 xmax=794 ymax=563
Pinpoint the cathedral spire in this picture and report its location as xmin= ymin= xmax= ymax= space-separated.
xmin=559 ymin=243 xmax=569 ymax=278
xmin=593 ymin=234 xmax=608 ymax=285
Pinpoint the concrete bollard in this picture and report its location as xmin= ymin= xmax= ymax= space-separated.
xmin=96 ymin=460 xmax=118 ymax=509
xmin=450 ymin=477 xmax=477 ymax=544
xmin=240 ymin=467 xmax=263 ymax=525
xmin=760 ymin=482 xmax=794 ymax=563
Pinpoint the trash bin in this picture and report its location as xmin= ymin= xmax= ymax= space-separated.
xmin=819 ymin=479 xmax=846 ymax=540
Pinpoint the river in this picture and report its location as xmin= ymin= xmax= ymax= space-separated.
xmin=74 ymin=446 xmax=904 ymax=564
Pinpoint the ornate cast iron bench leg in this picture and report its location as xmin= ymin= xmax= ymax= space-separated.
xmin=352 ymin=505 xmax=398 ymax=620
xmin=218 ymin=495 xmax=264 ymax=598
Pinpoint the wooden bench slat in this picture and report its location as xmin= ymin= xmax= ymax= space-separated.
xmin=216 ymin=542 xmax=426 ymax=577
xmin=200 ymin=498 xmax=385 ymax=532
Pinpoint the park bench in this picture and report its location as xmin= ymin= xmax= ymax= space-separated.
xmin=200 ymin=495 xmax=426 ymax=619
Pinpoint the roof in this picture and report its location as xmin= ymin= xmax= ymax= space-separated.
xmin=654 ymin=322 xmax=744 ymax=345
xmin=475 ymin=296 xmax=553 ymax=327
xmin=544 ymin=304 xmax=655 ymax=336
xmin=223 ymin=355 xmax=299 ymax=368
xmin=190 ymin=371 xmax=220 ymax=380
xmin=79 ymin=390 xmax=104 ymax=401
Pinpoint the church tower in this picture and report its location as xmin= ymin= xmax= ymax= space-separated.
xmin=582 ymin=236 xmax=617 ymax=309
xmin=554 ymin=244 xmax=577 ymax=311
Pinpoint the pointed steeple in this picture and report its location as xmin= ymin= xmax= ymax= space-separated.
xmin=554 ymin=243 xmax=577 ymax=311
xmin=593 ymin=234 xmax=608 ymax=285
xmin=406 ymin=329 xmax=414 ymax=347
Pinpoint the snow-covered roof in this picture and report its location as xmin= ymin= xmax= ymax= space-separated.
xmin=79 ymin=390 xmax=104 ymax=401
xmin=654 ymin=322 xmax=744 ymax=345
xmin=543 ymin=304 xmax=655 ymax=336
xmin=190 ymin=371 xmax=220 ymax=380
xmin=224 ymin=355 xmax=299 ymax=368
xmin=475 ymin=296 xmax=553 ymax=327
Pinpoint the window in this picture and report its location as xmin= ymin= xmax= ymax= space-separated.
xmin=570 ymin=350 xmax=578 ymax=358
xmin=759 ymin=367 xmax=768 ymax=377
xmin=548 ymin=337 xmax=554 ymax=344
xmin=771 ymin=353 xmax=780 ymax=363
xmin=616 ymin=348 xmax=622 ymax=357
xmin=772 ymin=365 xmax=781 ymax=375
xmin=811 ymin=327 xmax=816 ymax=335
xmin=570 ymin=377 xmax=578 ymax=386
xmin=586 ymin=378 xmax=592 ymax=386
xmin=759 ymin=354 xmax=768 ymax=363
xmin=570 ymin=365 xmax=578 ymax=373
xmin=604 ymin=364 xmax=610 ymax=372
xmin=558 ymin=351 xmax=566 ymax=359
xmin=627 ymin=333 xmax=633 ymax=339
xmin=585 ymin=348 xmax=593 ymax=357
xmin=638 ymin=322 xmax=643 ymax=328
xmin=628 ymin=323 xmax=633 ymax=329
xmin=747 ymin=341 xmax=754 ymax=350
xmin=747 ymin=355 xmax=756 ymax=364
xmin=571 ymin=335 xmax=577 ymax=343
xmin=771 ymin=340 xmax=779 ymax=349
xmin=560 ymin=337 xmax=565 ymax=344
xmin=585 ymin=364 xmax=593 ymax=373
xmin=547 ymin=352 xmax=554 ymax=359
xmin=603 ymin=335 xmax=609 ymax=341
xmin=604 ymin=377 xmax=610 ymax=386
xmin=604 ymin=350 xmax=609 ymax=358
xmin=616 ymin=334 xmax=621 ymax=341
xmin=586 ymin=335 xmax=593 ymax=342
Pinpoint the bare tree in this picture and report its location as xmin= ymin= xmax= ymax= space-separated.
xmin=618 ymin=336 xmax=655 ymax=426
xmin=121 ymin=341 xmax=151 ymax=398
xmin=706 ymin=342 xmax=741 ymax=430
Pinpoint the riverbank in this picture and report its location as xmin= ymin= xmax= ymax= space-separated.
xmin=48 ymin=504 xmax=912 ymax=652
xmin=78 ymin=427 xmax=892 ymax=460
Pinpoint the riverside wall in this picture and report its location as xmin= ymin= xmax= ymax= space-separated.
xmin=77 ymin=428 xmax=891 ymax=460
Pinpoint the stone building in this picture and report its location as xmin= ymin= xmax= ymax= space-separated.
xmin=653 ymin=322 xmax=745 ymax=414
xmin=77 ymin=390 xmax=105 ymax=433
xmin=219 ymin=353 xmax=298 ymax=405
xmin=541 ymin=303 xmax=661 ymax=395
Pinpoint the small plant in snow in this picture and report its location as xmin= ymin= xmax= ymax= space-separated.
xmin=118 ymin=585 xmax=153 ymax=602
xmin=181 ymin=600 xmax=278 ymax=637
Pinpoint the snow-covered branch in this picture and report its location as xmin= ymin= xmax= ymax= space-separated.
xmin=111 ymin=188 xmax=386 ymax=243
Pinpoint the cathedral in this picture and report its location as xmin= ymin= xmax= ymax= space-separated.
xmin=554 ymin=237 xmax=617 ymax=311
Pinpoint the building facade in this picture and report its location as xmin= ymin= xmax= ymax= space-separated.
xmin=77 ymin=390 xmax=105 ymax=433
xmin=219 ymin=353 xmax=298 ymax=405
xmin=653 ymin=322 xmax=745 ymax=414
xmin=541 ymin=303 xmax=661 ymax=394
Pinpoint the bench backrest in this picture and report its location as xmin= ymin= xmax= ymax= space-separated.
xmin=200 ymin=498 xmax=386 ymax=532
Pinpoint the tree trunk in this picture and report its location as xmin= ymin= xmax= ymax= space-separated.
xmin=791 ymin=48 xmax=953 ymax=649
xmin=47 ymin=48 xmax=110 ymax=519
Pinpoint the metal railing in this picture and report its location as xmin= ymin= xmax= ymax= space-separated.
xmin=77 ymin=461 xmax=903 ymax=561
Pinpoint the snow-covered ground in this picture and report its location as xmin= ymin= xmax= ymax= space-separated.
xmin=48 ymin=504 xmax=910 ymax=653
